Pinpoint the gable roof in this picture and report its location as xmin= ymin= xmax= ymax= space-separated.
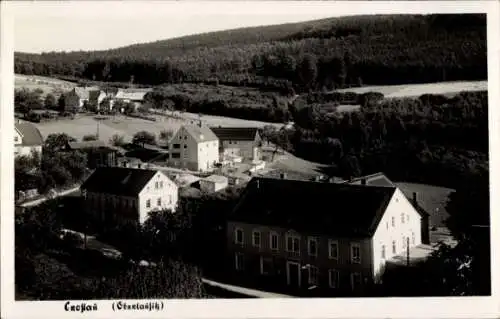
xmin=15 ymin=122 xmax=44 ymax=146
xmin=114 ymin=89 xmax=152 ymax=101
xmin=210 ymin=127 xmax=259 ymax=141
xmin=81 ymin=167 xmax=161 ymax=196
xmin=343 ymin=172 xmax=396 ymax=187
xmin=230 ymin=177 xmax=396 ymax=238
xmin=182 ymin=124 xmax=218 ymax=143
xmin=203 ymin=174 xmax=228 ymax=184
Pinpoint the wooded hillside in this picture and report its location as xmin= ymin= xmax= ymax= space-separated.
xmin=15 ymin=14 xmax=486 ymax=92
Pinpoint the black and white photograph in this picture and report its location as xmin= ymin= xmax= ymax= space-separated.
xmin=1 ymin=1 xmax=498 ymax=318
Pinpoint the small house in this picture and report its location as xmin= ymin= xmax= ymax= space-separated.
xmin=200 ymin=174 xmax=229 ymax=193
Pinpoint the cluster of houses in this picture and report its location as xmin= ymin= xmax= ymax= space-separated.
xmin=63 ymin=86 xmax=152 ymax=113
xmin=14 ymin=119 xmax=432 ymax=296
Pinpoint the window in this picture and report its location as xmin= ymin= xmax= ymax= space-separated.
xmin=260 ymin=256 xmax=273 ymax=275
xmin=381 ymin=245 xmax=386 ymax=259
xmin=173 ymin=144 xmax=180 ymax=149
xmin=155 ymin=182 xmax=159 ymax=189
xmin=328 ymin=240 xmax=339 ymax=260
xmin=252 ymin=231 xmax=261 ymax=248
xmin=308 ymin=266 xmax=319 ymax=285
xmin=234 ymin=229 xmax=244 ymax=245
xmin=392 ymin=240 xmax=396 ymax=254
xmin=308 ymin=237 xmax=318 ymax=256
xmin=169 ymin=195 xmax=172 ymax=205
xmin=351 ymin=272 xmax=362 ymax=290
xmin=270 ymin=232 xmax=279 ymax=251
xmin=14 ymin=136 xmax=18 ymax=143
xmin=286 ymin=235 xmax=300 ymax=254
xmin=146 ymin=199 xmax=151 ymax=208
xmin=157 ymin=198 xmax=161 ymax=206
xmin=401 ymin=213 xmax=405 ymax=224
xmin=391 ymin=216 xmax=395 ymax=227
xmin=406 ymin=214 xmax=410 ymax=222
xmin=171 ymin=153 xmax=180 ymax=159
xmin=328 ymin=269 xmax=340 ymax=288
xmin=184 ymin=144 xmax=187 ymax=149
xmin=351 ymin=243 xmax=361 ymax=264
xmin=386 ymin=222 xmax=389 ymax=230
xmin=159 ymin=181 xmax=163 ymax=188
xmin=402 ymin=236 xmax=406 ymax=250
xmin=412 ymin=232 xmax=416 ymax=245
xmin=235 ymin=253 xmax=244 ymax=271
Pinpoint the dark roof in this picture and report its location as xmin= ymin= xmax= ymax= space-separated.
xmin=81 ymin=167 xmax=159 ymax=196
xmin=183 ymin=125 xmax=218 ymax=143
xmin=15 ymin=122 xmax=44 ymax=146
xmin=230 ymin=177 xmax=396 ymax=238
xmin=344 ymin=172 xmax=395 ymax=187
xmin=68 ymin=140 xmax=107 ymax=149
xmin=210 ymin=127 xmax=259 ymax=141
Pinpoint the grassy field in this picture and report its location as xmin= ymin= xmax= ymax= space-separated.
xmin=15 ymin=74 xmax=76 ymax=96
xmin=334 ymin=80 xmax=487 ymax=98
xmin=34 ymin=112 xmax=281 ymax=143
xmin=395 ymin=182 xmax=455 ymax=228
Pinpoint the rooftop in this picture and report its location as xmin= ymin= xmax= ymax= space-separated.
xmin=230 ymin=177 xmax=396 ymax=238
xmin=81 ymin=167 xmax=162 ymax=196
xmin=203 ymin=174 xmax=229 ymax=184
xmin=210 ymin=127 xmax=260 ymax=141
xmin=15 ymin=122 xmax=44 ymax=146
xmin=183 ymin=124 xmax=219 ymax=143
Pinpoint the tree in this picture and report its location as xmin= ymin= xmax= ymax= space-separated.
xmin=132 ymin=131 xmax=156 ymax=147
xmin=57 ymin=94 xmax=66 ymax=112
xmin=297 ymin=54 xmax=318 ymax=88
xmin=82 ymin=134 xmax=98 ymax=141
xmin=44 ymin=133 xmax=76 ymax=152
xmin=44 ymin=93 xmax=57 ymax=109
xmin=109 ymin=134 xmax=125 ymax=147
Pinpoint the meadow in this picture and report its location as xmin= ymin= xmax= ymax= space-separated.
xmin=15 ymin=74 xmax=76 ymax=97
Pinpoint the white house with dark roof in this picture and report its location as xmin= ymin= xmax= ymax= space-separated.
xmin=166 ymin=124 xmax=220 ymax=172
xmin=227 ymin=176 xmax=426 ymax=295
xmin=14 ymin=122 xmax=44 ymax=158
xmin=210 ymin=127 xmax=262 ymax=161
xmin=111 ymin=88 xmax=153 ymax=111
xmin=81 ymin=167 xmax=178 ymax=225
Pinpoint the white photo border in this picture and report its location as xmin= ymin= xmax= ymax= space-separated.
xmin=1 ymin=1 xmax=499 ymax=318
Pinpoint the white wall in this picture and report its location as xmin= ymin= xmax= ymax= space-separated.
xmin=168 ymin=126 xmax=199 ymax=170
xmin=370 ymin=188 xmax=423 ymax=281
xmin=138 ymin=171 xmax=179 ymax=224
xmin=197 ymin=140 xmax=219 ymax=172
xmin=222 ymin=140 xmax=255 ymax=159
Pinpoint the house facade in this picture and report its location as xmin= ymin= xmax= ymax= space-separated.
xmin=81 ymin=167 xmax=179 ymax=226
xmin=111 ymin=88 xmax=152 ymax=111
xmin=166 ymin=124 xmax=219 ymax=172
xmin=15 ymin=122 xmax=43 ymax=158
xmin=226 ymin=177 xmax=425 ymax=295
xmin=64 ymin=87 xmax=97 ymax=111
xmin=211 ymin=127 xmax=262 ymax=161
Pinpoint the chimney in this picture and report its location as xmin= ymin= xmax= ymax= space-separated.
xmin=361 ymin=178 xmax=367 ymax=185
xmin=412 ymin=192 xmax=417 ymax=205
xmin=280 ymin=172 xmax=287 ymax=180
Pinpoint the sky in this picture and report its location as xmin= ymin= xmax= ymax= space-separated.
xmin=10 ymin=1 xmax=485 ymax=53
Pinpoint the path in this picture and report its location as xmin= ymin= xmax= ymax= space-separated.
xmin=19 ymin=185 xmax=81 ymax=208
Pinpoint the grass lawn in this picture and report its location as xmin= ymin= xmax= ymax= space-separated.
xmin=334 ymin=80 xmax=487 ymax=98
xmin=15 ymin=74 xmax=76 ymax=97
xmin=395 ymin=182 xmax=455 ymax=228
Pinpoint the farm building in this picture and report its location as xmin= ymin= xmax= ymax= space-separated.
xmin=210 ymin=127 xmax=262 ymax=161
xmin=200 ymin=174 xmax=229 ymax=193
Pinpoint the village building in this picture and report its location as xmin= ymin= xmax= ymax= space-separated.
xmin=64 ymin=140 xmax=121 ymax=169
xmin=111 ymin=88 xmax=152 ymax=111
xmin=200 ymin=174 xmax=229 ymax=193
xmin=88 ymin=90 xmax=108 ymax=111
xmin=81 ymin=167 xmax=179 ymax=226
xmin=64 ymin=86 xmax=99 ymax=111
xmin=14 ymin=122 xmax=43 ymax=158
xmin=166 ymin=124 xmax=220 ymax=172
xmin=226 ymin=176 xmax=428 ymax=296
xmin=210 ymin=127 xmax=262 ymax=162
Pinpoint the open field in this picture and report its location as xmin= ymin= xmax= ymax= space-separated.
xmin=395 ymin=182 xmax=455 ymax=228
xmin=334 ymin=80 xmax=487 ymax=98
xmin=15 ymin=74 xmax=76 ymax=96
xmin=33 ymin=112 xmax=282 ymax=143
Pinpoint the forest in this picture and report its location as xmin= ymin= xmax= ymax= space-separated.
xmin=15 ymin=14 xmax=486 ymax=92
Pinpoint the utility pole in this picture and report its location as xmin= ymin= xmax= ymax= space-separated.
xmin=96 ymin=121 xmax=100 ymax=139
xmin=406 ymin=237 xmax=410 ymax=267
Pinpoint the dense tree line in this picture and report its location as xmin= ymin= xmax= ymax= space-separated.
xmin=15 ymin=14 xmax=486 ymax=92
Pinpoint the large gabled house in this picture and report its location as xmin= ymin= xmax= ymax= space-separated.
xmin=81 ymin=167 xmax=178 ymax=226
xmin=14 ymin=122 xmax=43 ymax=158
xmin=166 ymin=124 xmax=220 ymax=172
xmin=64 ymin=86 xmax=99 ymax=111
xmin=210 ymin=127 xmax=262 ymax=161
xmin=111 ymin=88 xmax=152 ymax=111
xmin=226 ymin=176 xmax=426 ymax=295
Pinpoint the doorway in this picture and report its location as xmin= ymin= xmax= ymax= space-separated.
xmin=286 ymin=261 xmax=301 ymax=288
